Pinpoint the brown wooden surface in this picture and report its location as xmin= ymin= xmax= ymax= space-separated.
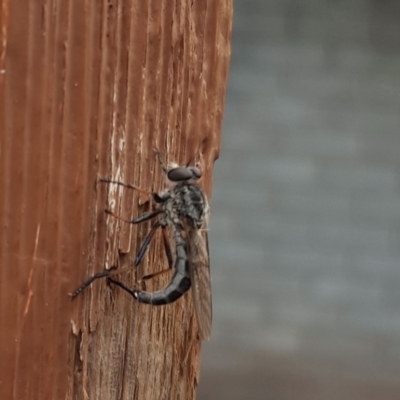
xmin=0 ymin=1 xmax=232 ymax=399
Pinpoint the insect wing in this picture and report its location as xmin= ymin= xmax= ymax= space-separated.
xmin=187 ymin=229 xmax=212 ymax=340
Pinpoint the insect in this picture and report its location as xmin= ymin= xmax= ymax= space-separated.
xmin=72 ymin=150 xmax=212 ymax=340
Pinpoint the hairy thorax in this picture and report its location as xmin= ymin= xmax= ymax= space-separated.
xmin=161 ymin=182 xmax=209 ymax=230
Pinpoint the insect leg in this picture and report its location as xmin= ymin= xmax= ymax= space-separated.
xmin=109 ymin=226 xmax=191 ymax=305
xmin=99 ymin=178 xmax=153 ymax=196
xmin=71 ymin=261 xmax=153 ymax=299
xmin=105 ymin=208 xmax=162 ymax=225
xmin=71 ymin=210 xmax=162 ymax=299
xmin=70 ymin=269 xmax=114 ymax=298
xmin=141 ymin=223 xmax=174 ymax=280
xmin=106 ymin=208 xmax=163 ymax=266
xmin=154 ymin=148 xmax=168 ymax=174
xmin=107 ymin=277 xmax=138 ymax=298
xmin=134 ymin=220 xmax=162 ymax=266
xmin=141 ymin=268 xmax=171 ymax=281
xmin=162 ymin=223 xmax=174 ymax=268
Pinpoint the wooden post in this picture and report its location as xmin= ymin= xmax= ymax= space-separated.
xmin=0 ymin=1 xmax=232 ymax=399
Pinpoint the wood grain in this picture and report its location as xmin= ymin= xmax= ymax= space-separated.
xmin=0 ymin=1 xmax=232 ymax=399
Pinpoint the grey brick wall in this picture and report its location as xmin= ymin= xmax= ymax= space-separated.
xmin=199 ymin=1 xmax=400 ymax=399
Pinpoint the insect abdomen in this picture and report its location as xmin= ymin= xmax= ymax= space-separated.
xmin=134 ymin=239 xmax=191 ymax=305
xmin=135 ymin=274 xmax=191 ymax=305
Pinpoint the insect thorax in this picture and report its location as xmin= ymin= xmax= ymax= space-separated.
xmin=164 ymin=182 xmax=208 ymax=229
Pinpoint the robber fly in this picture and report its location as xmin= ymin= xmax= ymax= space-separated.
xmin=72 ymin=150 xmax=212 ymax=340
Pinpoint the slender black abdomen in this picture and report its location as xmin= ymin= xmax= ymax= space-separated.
xmin=135 ymin=273 xmax=191 ymax=305
xmin=134 ymin=239 xmax=191 ymax=305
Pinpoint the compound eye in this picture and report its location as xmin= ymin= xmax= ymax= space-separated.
xmin=189 ymin=167 xmax=201 ymax=179
xmin=167 ymin=167 xmax=194 ymax=182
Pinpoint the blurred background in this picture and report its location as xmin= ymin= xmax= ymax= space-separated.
xmin=198 ymin=1 xmax=400 ymax=399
